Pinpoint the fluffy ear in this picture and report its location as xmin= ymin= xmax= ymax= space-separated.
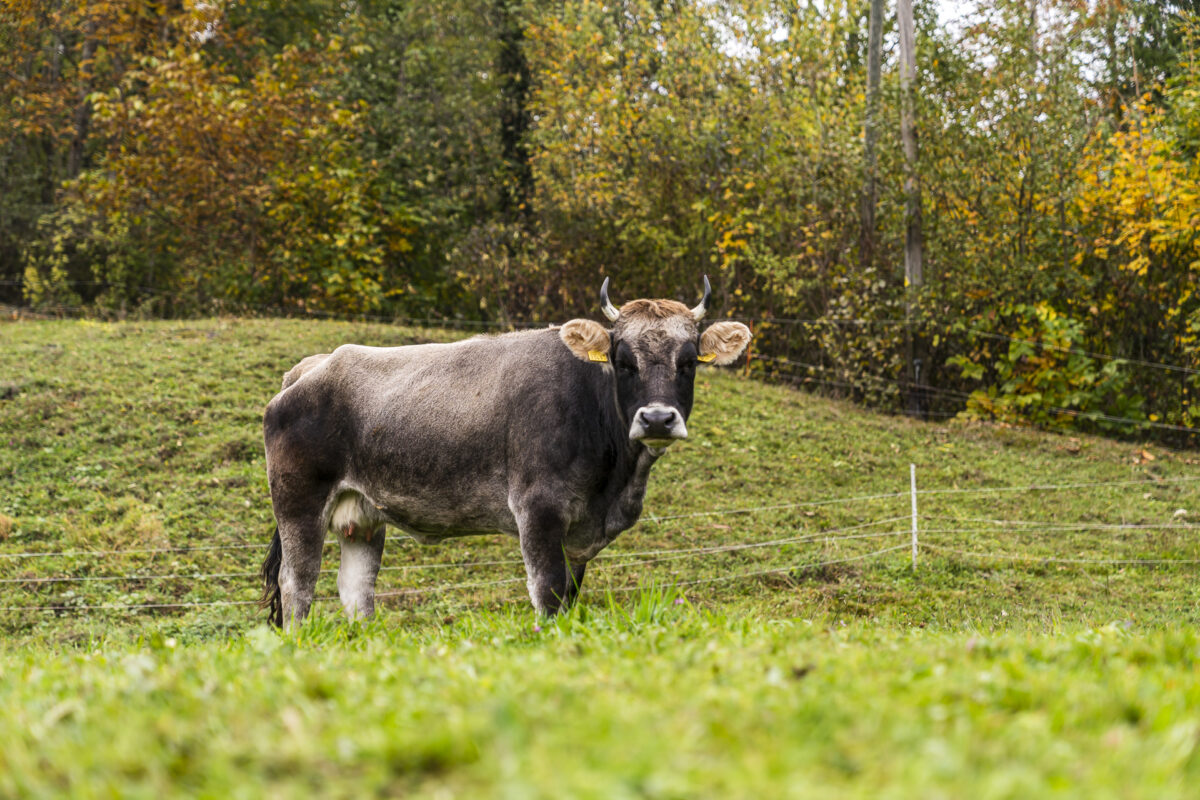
xmin=699 ymin=321 xmax=752 ymax=366
xmin=559 ymin=318 xmax=612 ymax=363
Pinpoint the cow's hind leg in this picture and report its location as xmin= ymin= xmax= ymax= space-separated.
xmin=277 ymin=515 xmax=326 ymax=628
xmin=337 ymin=524 xmax=385 ymax=619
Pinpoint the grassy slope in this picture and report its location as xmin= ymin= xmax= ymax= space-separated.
xmin=1 ymin=318 xmax=1199 ymax=797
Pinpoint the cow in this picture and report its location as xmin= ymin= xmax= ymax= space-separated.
xmin=258 ymin=278 xmax=752 ymax=627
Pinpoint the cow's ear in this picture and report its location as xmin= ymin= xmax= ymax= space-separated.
xmin=559 ymin=319 xmax=612 ymax=363
xmin=699 ymin=321 xmax=752 ymax=366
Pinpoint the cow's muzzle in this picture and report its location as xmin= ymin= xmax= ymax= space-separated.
xmin=629 ymin=404 xmax=688 ymax=447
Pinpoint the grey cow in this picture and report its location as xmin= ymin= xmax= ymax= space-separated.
xmin=259 ymin=278 xmax=752 ymax=626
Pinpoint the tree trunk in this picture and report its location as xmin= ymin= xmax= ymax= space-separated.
xmin=67 ymin=18 xmax=98 ymax=178
xmin=859 ymin=0 xmax=884 ymax=268
xmin=495 ymin=0 xmax=532 ymax=223
xmin=1105 ymin=0 xmax=1120 ymax=123
xmin=40 ymin=26 xmax=65 ymax=206
xmin=898 ymin=0 xmax=922 ymax=291
xmin=898 ymin=0 xmax=924 ymax=416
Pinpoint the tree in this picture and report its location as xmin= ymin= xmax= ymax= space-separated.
xmin=859 ymin=0 xmax=885 ymax=267
xmin=0 ymin=0 xmax=184 ymax=302
xmin=23 ymin=20 xmax=420 ymax=313
xmin=897 ymin=0 xmax=924 ymax=414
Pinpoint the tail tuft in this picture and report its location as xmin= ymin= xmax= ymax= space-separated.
xmin=258 ymin=527 xmax=283 ymax=628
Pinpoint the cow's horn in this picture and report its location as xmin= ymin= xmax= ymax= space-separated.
xmin=690 ymin=274 xmax=711 ymax=321
xmin=600 ymin=277 xmax=620 ymax=322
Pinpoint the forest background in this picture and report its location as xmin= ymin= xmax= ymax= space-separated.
xmin=3 ymin=0 xmax=1200 ymax=438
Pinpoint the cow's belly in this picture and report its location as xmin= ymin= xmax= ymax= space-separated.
xmin=341 ymin=419 xmax=518 ymax=538
xmin=363 ymin=477 xmax=518 ymax=540
xmin=383 ymin=502 xmax=519 ymax=541
xmin=326 ymin=483 xmax=519 ymax=546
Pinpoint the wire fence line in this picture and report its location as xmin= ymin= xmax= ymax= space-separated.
xmin=0 ymin=542 xmax=267 ymax=559
xmin=602 ymin=543 xmax=915 ymax=593
xmin=958 ymin=329 xmax=1200 ymax=377
xmin=919 ymin=517 xmax=1200 ymax=532
xmin=3 ymin=470 xmax=1200 ymax=614
xmin=598 ymin=517 xmax=910 ymax=558
xmin=0 ymin=530 xmax=907 ymax=611
xmin=11 ymin=293 xmax=1200 ymax=456
xmin=915 ymin=475 xmax=1200 ymax=495
xmin=7 ymin=526 xmax=1199 ymax=613
xmin=8 ymin=285 xmax=1200 ymax=378
xmin=13 ymin=510 xmax=1197 ymax=592
xmin=0 ymin=493 xmax=916 ymax=561
xmin=0 ymin=543 xmax=918 ymax=613
xmin=638 ymin=494 xmax=910 ymax=523
xmin=599 ymin=530 xmax=911 ymax=574
xmin=4 ymin=474 xmax=1195 ymax=563
xmin=915 ymin=526 xmax=1200 ymax=538
xmin=753 ymin=318 xmax=1200 ymax=377
xmin=0 ymin=597 xmax=262 ymax=612
xmin=0 ymin=570 xmax=259 ymax=585
xmin=919 ymin=543 xmax=1200 ymax=566
xmin=757 ymin=354 xmax=1200 ymax=436
xmin=0 ymin=519 xmax=911 ymax=587
xmin=0 ymin=578 xmax=531 ymax=613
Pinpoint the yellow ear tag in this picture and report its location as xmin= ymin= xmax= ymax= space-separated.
xmin=587 ymin=350 xmax=609 ymax=362
xmin=697 ymin=353 xmax=717 ymax=363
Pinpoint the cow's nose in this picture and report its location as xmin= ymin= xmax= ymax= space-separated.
xmin=639 ymin=407 xmax=677 ymax=437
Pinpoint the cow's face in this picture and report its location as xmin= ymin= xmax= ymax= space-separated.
xmin=559 ymin=278 xmax=752 ymax=450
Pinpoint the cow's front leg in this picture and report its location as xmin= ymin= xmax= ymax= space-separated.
xmin=337 ymin=524 xmax=385 ymax=619
xmin=516 ymin=505 xmax=575 ymax=615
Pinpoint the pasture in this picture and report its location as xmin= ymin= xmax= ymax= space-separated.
xmin=2 ymin=318 xmax=1199 ymax=797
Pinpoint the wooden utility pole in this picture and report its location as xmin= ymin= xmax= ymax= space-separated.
xmin=898 ymin=0 xmax=925 ymax=417
xmin=859 ymin=0 xmax=885 ymax=267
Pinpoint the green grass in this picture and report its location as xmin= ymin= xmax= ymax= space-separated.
xmin=4 ymin=606 xmax=1200 ymax=798
xmin=1 ymin=317 xmax=1199 ymax=797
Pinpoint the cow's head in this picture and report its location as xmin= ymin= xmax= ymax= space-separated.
xmin=559 ymin=277 xmax=752 ymax=450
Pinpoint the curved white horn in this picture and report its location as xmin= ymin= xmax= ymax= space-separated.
xmin=600 ymin=277 xmax=620 ymax=322
xmin=690 ymin=274 xmax=711 ymax=321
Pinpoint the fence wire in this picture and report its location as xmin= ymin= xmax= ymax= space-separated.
xmin=0 ymin=518 xmax=909 ymax=592
xmin=9 ymin=286 xmax=1200 ymax=378
xmin=758 ymin=354 xmax=1200 ymax=436
xmin=0 ymin=540 xmax=917 ymax=613
xmin=7 ymin=475 xmax=1194 ymax=563
xmin=920 ymin=543 xmax=1200 ymax=566
xmin=4 ymin=472 xmax=1200 ymax=615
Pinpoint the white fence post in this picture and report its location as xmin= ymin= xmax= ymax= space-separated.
xmin=910 ymin=463 xmax=918 ymax=571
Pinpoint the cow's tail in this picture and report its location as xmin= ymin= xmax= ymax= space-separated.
xmin=258 ymin=527 xmax=284 ymax=628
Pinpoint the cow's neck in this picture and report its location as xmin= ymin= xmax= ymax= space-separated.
xmin=587 ymin=368 xmax=663 ymax=537
xmin=602 ymin=445 xmax=660 ymax=536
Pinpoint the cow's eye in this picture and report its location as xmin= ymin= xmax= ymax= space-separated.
xmin=618 ymin=357 xmax=638 ymax=374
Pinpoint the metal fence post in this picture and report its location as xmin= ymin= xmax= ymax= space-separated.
xmin=910 ymin=463 xmax=918 ymax=570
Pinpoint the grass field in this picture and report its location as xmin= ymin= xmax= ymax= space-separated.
xmin=2 ymin=318 xmax=1199 ymax=797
